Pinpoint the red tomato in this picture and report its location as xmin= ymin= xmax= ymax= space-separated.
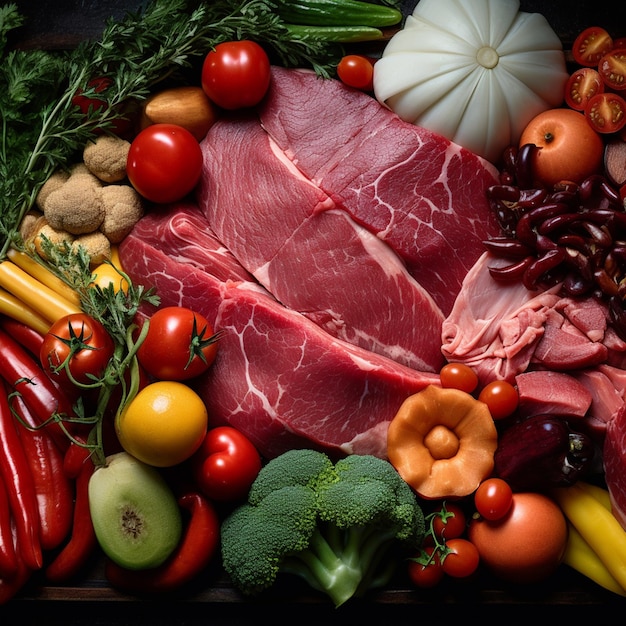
xmin=407 ymin=547 xmax=444 ymax=588
xmin=478 ymin=380 xmax=518 ymax=420
xmin=598 ymin=49 xmax=626 ymax=91
xmin=439 ymin=363 xmax=478 ymax=394
xmin=191 ymin=426 xmax=262 ymax=501
xmin=468 ymin=492 xmax=567 ymax=584
xmin=474 ymin=478 xmax=513 ymax=521
xmin=572 ymin=26 xmax=613 ymax=67
xmin=40 ymin=313 xmax=115 ymax=391
xmin=337 ymin=55 xmax=376 ymax=91
xmin=137 ymin=307 xmax=220 ymax=381
xmin=126 ymin=123 xmax=203 ymax=203
xmin=564 ymin=67 xmax=604 ymax=111
xmin=431 ymin=502 xmax=467 ymax=540
xmin=201 ymin=40 xmax=271 ymax=110
xmin=441 ymin=538 xmax=480 ymax=578
xmin=585 ymin=92 xmax=626 ymax=134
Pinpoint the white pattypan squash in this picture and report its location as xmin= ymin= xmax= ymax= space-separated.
xmin=373 ymin=0 xmax=568 ymax=164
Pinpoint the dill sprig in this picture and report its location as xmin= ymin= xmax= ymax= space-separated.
xmin=0 ymin=0 xmax=349 ymax=259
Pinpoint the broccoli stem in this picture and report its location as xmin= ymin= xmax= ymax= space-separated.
xmin=280 ymin=523 xmax=399 ymax=607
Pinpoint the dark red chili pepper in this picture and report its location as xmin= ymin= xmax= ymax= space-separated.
xmin=0 ymin=476 xmax=17 ymax=579
xmin=0 ymin=381 xmax=42 ymax=571
xmin=0 ymin=327 xmax=73 ymax=451
xmin=104 ymin=491 xmax=220 ymax=593
xmin=45 ymin=459 xmax=97 ymax=584
xmin=0 ymin=316 xmax=45 ymax=357
xmin=12 ymin=393 xmax=74 ymax=552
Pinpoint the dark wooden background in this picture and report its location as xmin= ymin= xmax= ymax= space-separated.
xmin=9 ymin=1 xmax=619 ymax=50
xmin=5 ymin=1 xmax=626 ymax=623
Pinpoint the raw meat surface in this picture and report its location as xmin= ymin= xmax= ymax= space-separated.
xmin=442 ymin=252 xmax=623 ymax=385
xmin=119 ymin=203 xmax=440 ymax=459
xmin=258 ymin=67 xmax=501 ymax=315
xmin=198 ymin=116 xmax=444 ymax=372
xmin=604 ymin=404 xmax=626 ymax=529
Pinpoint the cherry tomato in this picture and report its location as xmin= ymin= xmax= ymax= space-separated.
xmin=337 ymin=55 xmax=376 ymax=91
xmin=126 ymin=123 xmax=203 ymax=203
xmin=474 ymin=478 xmax=513 ymax=521
xmin=585 ymin=92 xmax=626 ymax=134
xmin=439 ymin=362 xmax=478 ymax=394
xmin=40 ymin=313 xmax=115 ymax=391
xmin=441 ymin=538 xmax=480 ymax=578
xmin=191 ymin=426 xmax=262 ymax=501
xmin=564 ymin=67 xmax=604 ymax=112
xmin=407 ymin=547 xmax=444 ymax=589
xmin=598 ymin=49 xmax=626 ymax=91
xmin=478 ymin=380 xmax=518 ymax=420
xmin=431 ymin=502 xmax=467 ymax=540
xmin=572 ymin=26 xmax=613 ymax=67
xmin=137 ymin=306 xmax=221 ymax=381
xmin=201 ymin=40 xmax=271 ymax=110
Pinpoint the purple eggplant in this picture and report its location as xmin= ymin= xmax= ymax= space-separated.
xmin=494 ymin=414 xmax=595 ymax=491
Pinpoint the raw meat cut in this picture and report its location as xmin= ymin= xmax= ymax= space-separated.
xmin=118 ymin=203 xmax=440 ymax=459
xmin=515 ymin=370 xmax=592 ymax=420
xmin=257 ymin=66 xmax=501 ymax=315
xmin=197 ymin=116 xmax=444 ymax=372
xmin=604 ymin=404 xmax=626 ymax=529
xmin=442 ymin=252 xmax=625 ymax=385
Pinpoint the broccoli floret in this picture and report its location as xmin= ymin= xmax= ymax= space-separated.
xmin=220 ymin=450 xmax=425 ymax=607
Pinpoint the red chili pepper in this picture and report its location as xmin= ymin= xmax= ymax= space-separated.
xmin=191 ymin=426 xmax=262 ymax=501
xmin=0 ymin=522 xmax=32 ymax=606
xmin=104 ymin=491 xmax=220 ymax=593
xmin=0 ymin=476 xmax=18 ymax=579
xmin=0 ymin=381 xmax=43 ymax=571
xmin=0 ymin=327 xmax=73 ymax=451
xmin=45 ymin=458 xmax=97 ymax=584
xmin=0 ymin=315 xmax=45 ymax=357
xmin=12 ymin=393 xmax=74 ymax=552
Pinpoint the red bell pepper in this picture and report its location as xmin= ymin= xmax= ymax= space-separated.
xmin=191 ymin=426 xmax=262 ymax=501
xmin=104 ymin=491 xmax=219 ymax=593
xmin=45 ymin=458 xmax=97 ymax=583
xmin=0 ymin=381 xmax=42 ymax=571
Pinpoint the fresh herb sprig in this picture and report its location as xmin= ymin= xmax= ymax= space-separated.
xmin=0 ymin=0 xmax=355 ymax=259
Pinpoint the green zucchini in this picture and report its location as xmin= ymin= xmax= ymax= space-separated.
xmin=284 ymin=24 xmax=385 ymax=43
xmin=275 ymin=0 xmax=402 ymax=28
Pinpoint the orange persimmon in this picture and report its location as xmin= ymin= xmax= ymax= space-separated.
xmin=387 ymin=385 xmax=498 ymax=500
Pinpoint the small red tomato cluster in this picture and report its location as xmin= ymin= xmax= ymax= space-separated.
xmin=565 ymin=27 xmax=626 ymax=135
xmin=407 ymin=501 xmax=480 ymax=588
